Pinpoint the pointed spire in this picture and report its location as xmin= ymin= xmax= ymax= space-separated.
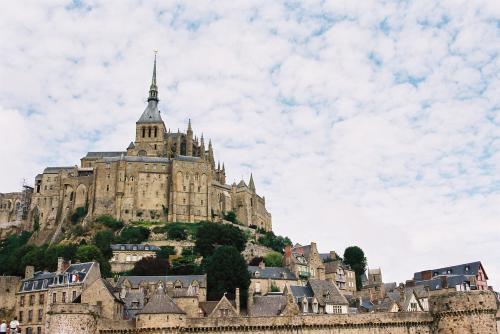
xmin=218 ymin=161 xmax=220 ymax=170
xmin=222 ymin=163 xmax=225 ymax=172
xmin=249 ymin=173 xmax=255 ymax=191
xmin=148 ymin=51 xmax=159 ymax=102
xmin=187 ymin=118 xmax=192 ymax=133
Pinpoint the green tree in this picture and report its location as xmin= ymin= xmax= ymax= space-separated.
xmin=118 ymin=226 xmax=150 ymax=244
xmin=257 ymin=231 xmax=292 ymax=253
xmin=44 ymin=243 xmax=79 ymax=271
xmin=92 ymin=230 xmax=115 ymax=259
xmin=156 ymin=246 xmax=176 ymax=259
xmin=194 ymin=222 xmax=247 ymax=257
xmin=203 ymin=246 xmax=250 ymax=306
xmin=263 ymin=251 xmax=283 ymax=267
xmin=76 ymin=245 xmax=111 ymax=277
xmin=170 ymin=256 xmax=202 ymax=275
xmin=131 ymin=257 xmax=169 ymax=276
xmin=0 ymin=231 xmax=33 ymax=275
xmin=166 ymin=225 xmax=187 ymax=241
xmin=343 ymin=246 xmax=367 ymax=291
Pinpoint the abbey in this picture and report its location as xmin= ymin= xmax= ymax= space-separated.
xmin=2 ymin=57 xmax=271 ymax=242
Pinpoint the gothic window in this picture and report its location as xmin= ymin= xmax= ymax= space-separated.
xmin=154 ymin=127 xmax=158 ymax=137
xmin=148 ymin=127 xmax=151 ymax=137
xmin=138 ymin=150 xmax=147 ymax=156
xmin=142 ymin=128 xmax=146 ymax=138
xmin=69 ymin=192 xmax=74 ymax=201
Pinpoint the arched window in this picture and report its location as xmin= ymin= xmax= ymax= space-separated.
xmin=148 ymin=127 xmax=151 ymax=137
xmin=142 ymin=127 xmax=146 ymax=138
xmin=69 ymin=192 xmax=74 ymax=202
xmin=154 ymin=127 xmax=158 ymax=137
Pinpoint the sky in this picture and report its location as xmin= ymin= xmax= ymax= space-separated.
xmin=0 ymin=0 xmax=499 ymax=289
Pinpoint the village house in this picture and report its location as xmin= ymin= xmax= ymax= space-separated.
xmin=289 ymin=279 xmax=349 ymax=314
xmin=247 ymin=262 xmax=298 ymax=295
xmin=283 ymin=243 xmax=325 ymax=283
xmin=16 ymin=258 xmax=100 ymax=334
xmin=323 ymin=260 xmax=356 ymax=294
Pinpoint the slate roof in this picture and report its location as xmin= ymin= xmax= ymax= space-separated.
xmin=308 ymin=279 xmax=349 ymax=306
xmin=43 ymin=167 xmax=74 ymax=174
xmin=84 ymin=152 xmax=126 ymax=159
xmin=249 ymin=295 xmax=287 ymax=316
xmin=102 ymin=156 xmax=170 ymax=163
xmin=200 ymin=298 xmax=237 ymax=316
xmin=99 ymin=278 xmax=124 ymax=304
xmin=413 ymin=275 xmax=474 ymax=291
xmin=111 ymin=244 xmax=161 ymax=252
xmin=116 ymin=275 xmax=207 ymax=289
xmin=138 ymin=287 xmax=185 ymax=315
xmin=248 ymin=266 xmax=297 ymax=280
xmin=137 ymin=101 xmax=163 ymax=124
xmin=290 ymin=285 xmax=314 ymax=299
xmin=413 ymin=261 xmax=486 ymax=280
xmin=127 ymin=142 xmax=135 ymax=149
xmin=19 ymin=261 xmax=96 ymax=293
xmin=175 ymin=155 xmax=202 ymax=162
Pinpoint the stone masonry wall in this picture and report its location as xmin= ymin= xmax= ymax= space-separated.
xmin=0 ymin=276 xmax=20 ymax=316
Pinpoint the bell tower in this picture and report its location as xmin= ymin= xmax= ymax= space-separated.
xmin=134 ymin=52 xmax=166 ymax=157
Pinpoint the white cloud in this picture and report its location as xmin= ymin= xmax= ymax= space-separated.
xmin=0 ymin=0 xmax=499 ymax=288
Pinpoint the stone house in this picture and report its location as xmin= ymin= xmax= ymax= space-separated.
xmin=110 ymin=243 xmax=161 ymax=273
xmin=247 ymin=262 xmax=298 ymax=295
xmin=247 ymin=286 xmax=299 ymax=317
xmin=200 ymin=293 xmax=239 ymax=318
xmin=283 ymin=243 xmax=325 ymax=283
xmin=411 ymin=261 xmax=489 ymax=291
xmin=290 ymin=279 xmax=349 ymax=314
xmin=81 ymin=278 xmax=125 ymax=320
xmin=136 ymin=284 xmax=186 ymax=329
xmin=324 ymin=260 xmax=356 ymax=294
xmin=16 ymin=259 xmax=100 ymax=334
xmin=115 ymin=274 xmax=206 ymax=319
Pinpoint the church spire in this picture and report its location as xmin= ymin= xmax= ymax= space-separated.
xmin=148 ymin=51 xmax=159 ymax=102
xmin=249 ymin=173 xmax=256 ymax=192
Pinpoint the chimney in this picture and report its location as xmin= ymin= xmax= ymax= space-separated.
xmin=56 ymin=257 xmax=64 ymax=275
xmin=247 ymin=286 xmax=254 ymax=312
xmin=25 ymin=266 xmax=35 ymax=279
xmin=283 ymin=245 xmax=292 ymax=265
xmin=258 ymin=261 xmax=265 ymax=270
xmin=235 ymin=288 xmax=240 ymax=315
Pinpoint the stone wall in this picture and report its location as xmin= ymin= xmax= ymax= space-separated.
xmin=46 ymin=303 xmax=100 ymax=334
xmin=0 ymin=276 xmax=20 ymax=316
xmin=46 ymin=291 xmax=500 ymax=334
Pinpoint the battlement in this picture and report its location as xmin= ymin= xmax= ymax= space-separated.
xmin=430 ymin=290 xmax=497 ymax=315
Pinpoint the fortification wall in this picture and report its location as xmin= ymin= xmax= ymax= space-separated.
xmin=430 ymin=290 xmax=498 ymax=334
xmin=0 ymin=276 xmax=20 ymax=316
xmin=48 ymin=291 xmax=499 ymax=334
xmin=46 ymin=303 xmax=100 ymax=334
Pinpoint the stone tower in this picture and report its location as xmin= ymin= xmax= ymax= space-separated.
xmin=133 ymin=53 xmax=166 ymax=157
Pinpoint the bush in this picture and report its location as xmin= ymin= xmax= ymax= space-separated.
xmin=71 ymin=225 xmax=86 ymax=236
xmin=131 ymin=257 xmax=169 ymax=276
xmin=92 ymin=230 xmax=115 ymax=259
xmin=76 ymin=245 xmax=111 ymax=277
xmin=71 ymin=207 xmax=87 ymax=224
xmin=152 ymin=225 xmax=168 ymax=234
xmin=156 ymin=246 xmax=176 ymax=259
xmin=224 ymin=211 xmax=239 ymax=224
xmin=257 ymin=231 xmax=292 ymax=253
xmin=263 ymin=251 xmax=283 ymax=267
xmin=95 ymin=215 xmax=124 ymax=230
xmin=118 ymin=226 xmax=150 ymax=244
xmin=194 ymin=222 xmax=247 ymax=257
xmin=167 ymin=225 xmax=187 ymax=241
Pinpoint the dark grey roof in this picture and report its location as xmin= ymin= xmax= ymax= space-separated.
xmin=127 ymin=142 xmax=135 ymax=149
xmin=248 ymin=266 xmax=297 ymax=280
xmin=116 ymin=275 xmax=207 ymax=289
xmin=137 ymin=101 xmax=163 ymax=123
xmin=138 ymin=287 xmax=185 ymax=314
xmin=99 ymin=278 xmax=123 ymax=304
xmin=319 ymin=253 xmax=330 ymax=261
xmin=413 ymin=261 xmax=485 ymax=280
xmin=175 ymin=155 xmax=201 ymax=162
xmin=43 ymin=167 xmax=74 ymax=174
xmin=101 ymin=156 xmax=170 ymax=163
xmin=308 ymin=279 xmax=348 ymax=306
xmin=249 ymin=295 xmax=287 ymax=316
xmin=290 ymin=285 xmax=314 ymax=299
xmin=83 ymin=152 xmax=126 ymax=159
xmin=237 ymin=180 xmax=247 ymax=188
xmin=111 ymin=244 xmax=161 ymax=251
xmin=19 ymin=262 xmax=96 ymax=293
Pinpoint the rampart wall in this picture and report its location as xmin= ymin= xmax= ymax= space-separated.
xmin=46 ymin=291 xmax=498 ymax=334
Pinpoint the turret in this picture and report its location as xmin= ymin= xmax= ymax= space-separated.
xmin=200 ymin=134 xmax=206 ymax=160
xmin=208 ymin=139 xmax=215 ymax=168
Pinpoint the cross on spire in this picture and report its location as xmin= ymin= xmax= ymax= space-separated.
xmin=148 ymin=51 xmax=159 ymax=102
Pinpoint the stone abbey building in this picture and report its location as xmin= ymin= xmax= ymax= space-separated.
xmin=0 ymin=57 xmax=272 ymax=242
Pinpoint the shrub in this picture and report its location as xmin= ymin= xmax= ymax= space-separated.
xmin=194 ymin=222 xmax=247 ymax=257
xmin=131 ymin=257 xmax=169 ymax=276
xmin=167 ymin=225 xmax=187 ymax=241
xmin=263 ymin=251 xmax=283 ymax=267
xmin=71 ymin=207 xmax=87 ymax=224
xmin=95 ymin=215 xmax=124 ymax=230
xmin=224 ymin=211 xmax=239 ymax=224
xmin=118 ymin=226 xmax=150 ymax=244
xmin=156 ymin=246 xmax=176 ymax=259
xmin=257 ymin=231 xmax=292 ymax=253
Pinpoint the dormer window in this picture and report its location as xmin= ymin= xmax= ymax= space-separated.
xmin=447 ymin=269 xmax=452 ymax=274
xmin=465 ymin=266 xmax=469 ymax=272
xmin=145 ymin=246 xmax=149 ymax=251
xmin=133 ymin=246 xmax=138 ymax=251
xmin=120 ymin=246 xmax=125 ymax=251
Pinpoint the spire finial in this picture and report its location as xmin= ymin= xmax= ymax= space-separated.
xmin=187 ymin=118 xmax=192 ymax=132
xmin=148 ymin=51 xmax=159 ymax=102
